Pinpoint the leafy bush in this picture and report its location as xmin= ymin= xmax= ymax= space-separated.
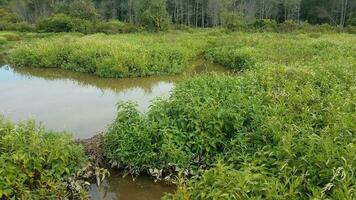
xmin=36 ymin=14 xmax=94 ymax=34
xmin=103 ymin=102 xmax=158 ymax=174
xmin=0 ymin=116 xmax=88 ymax=199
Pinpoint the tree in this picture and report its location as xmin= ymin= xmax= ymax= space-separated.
xmin=55 ymin=0 xmax=99 ymax=21
xmin=1 ymin=0 xmax=355 ymax=27
xmin=139 ymin=0 xmax=170 ymax=31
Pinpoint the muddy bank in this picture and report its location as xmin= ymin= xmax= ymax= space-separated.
xmin=77 ymin=134 xmax=106 ymax=166
xmin=77 ymin=135 xmax=176 ymax=200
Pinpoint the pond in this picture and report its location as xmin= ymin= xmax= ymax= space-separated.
xmin=0 ymin=62 xmax=226 ymax=200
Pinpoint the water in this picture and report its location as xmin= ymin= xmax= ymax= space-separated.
xmin=0 ymin=62 xmax=226 ymax=199
xmin=0 ymin=63 xmax=225 ymax=139
xmin=89 ymin=170 xmax=175 ymax=200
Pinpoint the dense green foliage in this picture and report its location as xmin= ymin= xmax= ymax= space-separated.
xmin=36 ymin=14 xmax=94 ymax=34
xmin=8 ymin=31 xmax=210 ymax=77
xmin=103 ymin=33 xmax=356 ymax=198
xmin=0 ymin=8 xmax=34 ymax=32
xmin=0 ymin=116 xmax=88 ymax=199
xmin=1 ymin=0 xmax=356 ymax=33
xmin=55 ymin=0 xmax=99 ymax=21
xmin=36 ymin=13 xmax=140 ymax=34
xmin=1 ymin=0 xmax=356 ymax=27
xmin=138 ymin=0 xmax=171 ymax=31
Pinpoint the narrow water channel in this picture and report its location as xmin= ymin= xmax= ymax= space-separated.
xmin=0 ymin=62 xmax=226 ymax=200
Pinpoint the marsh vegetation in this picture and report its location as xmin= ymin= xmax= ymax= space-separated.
xmin=0 ymin=1 xmax=355 ymax=198
xmin=101 ymin=31 xmax=356 ymax=199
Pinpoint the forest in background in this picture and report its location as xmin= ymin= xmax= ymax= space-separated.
xmin=1 ymin=0 xmax=356 ymax=29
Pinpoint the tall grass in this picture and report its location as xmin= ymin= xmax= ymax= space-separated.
xmin=9 ymin=31 xmax=211 ymax=78
xmin=9 ymin=30 xmax=356 ymax=78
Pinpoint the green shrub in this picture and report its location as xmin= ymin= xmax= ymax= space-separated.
xmin=104 ymin=102 xmax=158 ymax=174
xmin=0 ymin=116 xmax=88 ymax=199
xmin=36 ymin=14 xmax=94 ymax=34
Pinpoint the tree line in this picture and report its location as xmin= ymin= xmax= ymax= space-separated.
xmin=1 ymin=0 xmax=355 ymax=28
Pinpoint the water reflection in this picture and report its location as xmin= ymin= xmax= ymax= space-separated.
xmin=0 ymin=62 xmax=226 ymax=139
xmin=89 ymin=170 xmax=175 ymax=200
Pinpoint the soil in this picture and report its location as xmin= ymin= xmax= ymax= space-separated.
xmin=76 ymin=134 xmax=105 ymax=167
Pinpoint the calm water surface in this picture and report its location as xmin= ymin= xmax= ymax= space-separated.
xmin=0 ymin=65 xmax=175 ymax=138
xmin=0 ymin=63 xmax=225 ymax=139
xmin=89 ymin=170 xmax=175 ymax=200
xmin=0 ymin=62 xmax=226 ymax=200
